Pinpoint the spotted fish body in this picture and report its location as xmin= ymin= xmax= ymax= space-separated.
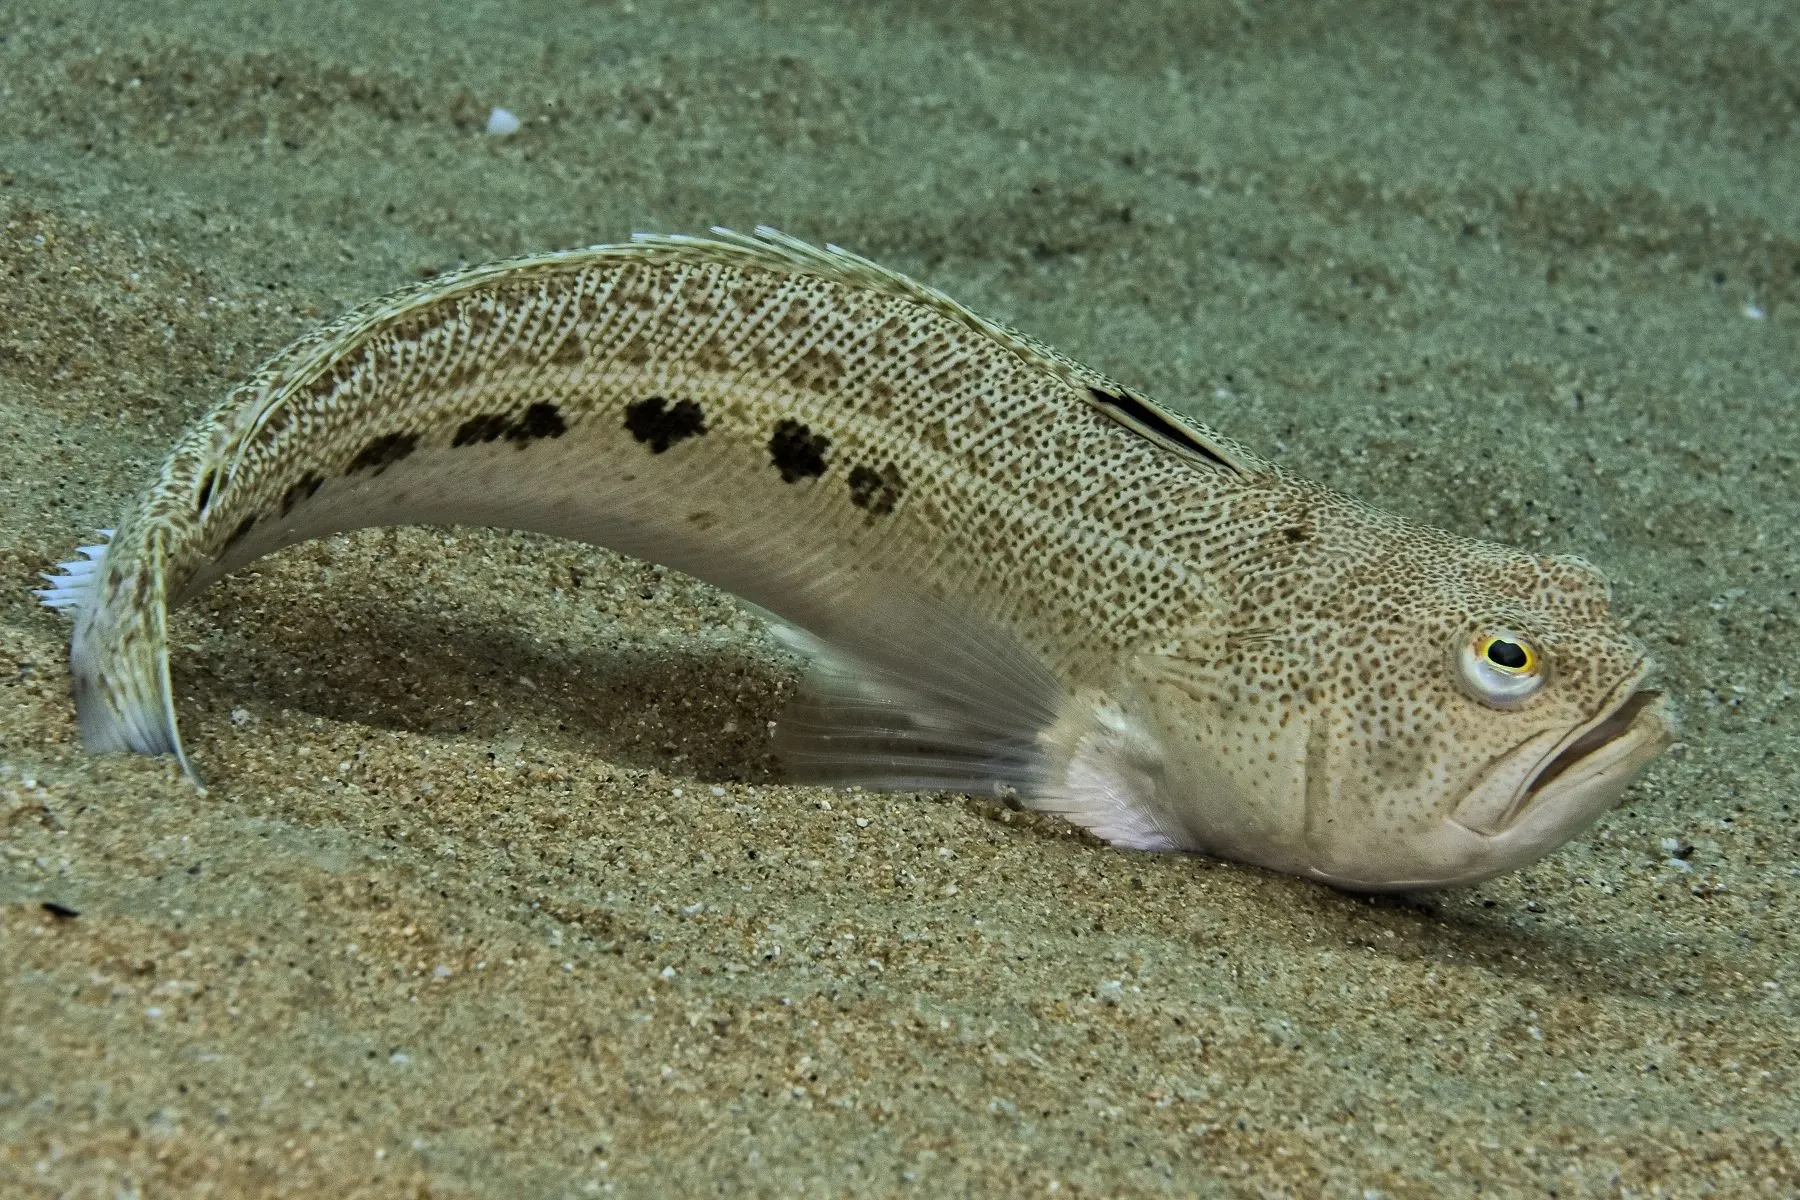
xmin=38 ymin=228 xmax=1676 ymax=890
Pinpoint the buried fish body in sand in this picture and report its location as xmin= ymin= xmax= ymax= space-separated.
xmin=37 ymin=228 xmax=1677 ymax=890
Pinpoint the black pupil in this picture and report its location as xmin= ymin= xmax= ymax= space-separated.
xmin=1486 ymin=639 xmax=1529 ymax=670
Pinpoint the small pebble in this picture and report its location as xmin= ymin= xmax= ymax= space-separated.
xmin=485 ymin=107 xmax=521 ymax=136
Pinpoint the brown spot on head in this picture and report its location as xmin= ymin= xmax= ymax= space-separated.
xmin=345 ymin=431 xmax=418 ymax=476
xmin=1538 ymin=554 xmax=1613 ymax=620
xmin=624 ymin=397 xmax=707 ymax=453
xmin=769 ymin=418 xmax=830 ymax=483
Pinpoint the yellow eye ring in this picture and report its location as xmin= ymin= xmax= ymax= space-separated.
xmin=1479 ymin=634 xmax=1537 ymax=675
xmin=1458 ymin=629 xmax=1545 ymax=707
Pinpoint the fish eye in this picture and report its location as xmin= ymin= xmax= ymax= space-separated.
xmin=1458 ymin=630 xmax=1545 ymax=707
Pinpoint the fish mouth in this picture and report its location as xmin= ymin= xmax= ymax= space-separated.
xmin=1454 ymin=661 xmax=1678 ymax=840
xmin=1519 ymin=688 xmax=1665 ymax=806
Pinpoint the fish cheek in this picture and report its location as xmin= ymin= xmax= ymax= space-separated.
xmin=1365 ymin=734 xmax=1433 ymax=792
xmin=1130 ymin=658 xmax=1308 ymax=860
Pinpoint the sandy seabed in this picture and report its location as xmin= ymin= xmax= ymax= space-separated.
xmin=1 ymin=1 xmax=1796 ymax=1195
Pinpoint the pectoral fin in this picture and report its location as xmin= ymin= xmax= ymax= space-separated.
xmin=771 ymin=594 xmax=1062 ymax=797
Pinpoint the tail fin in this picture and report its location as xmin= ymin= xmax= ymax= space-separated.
xmin=34 ymin=532 xmax=112 ymax=612
xmin=35 ymin=528 xmax=202 ymax=789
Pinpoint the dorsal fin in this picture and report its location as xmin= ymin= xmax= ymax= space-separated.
xmin=1080 ymin=384 xmax=1248 ymax=476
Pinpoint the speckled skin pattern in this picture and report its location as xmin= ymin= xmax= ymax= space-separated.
xmin=46 ymin=230 xmax=1675 ymax=889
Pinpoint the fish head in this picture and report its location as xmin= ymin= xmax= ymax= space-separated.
xmin=1136 ymin=500 xmax=1678 ymax=891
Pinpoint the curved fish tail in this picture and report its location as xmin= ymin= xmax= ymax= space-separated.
xmin=35 ymin=526 xmax=201 ymax=789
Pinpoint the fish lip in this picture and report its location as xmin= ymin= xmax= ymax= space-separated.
xmin=1453 ymin=658 xmax=1675 ymax=839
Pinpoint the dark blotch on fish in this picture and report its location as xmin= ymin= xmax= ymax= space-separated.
xmin=506 ymin=402 xmax=568 ymax=444
xmin=624 ymin=397 xmax=707 ymax=454
xmin=770 ymin=418 xmax=829 ymax=482
xmin=195 ymin=471 xmax=217 ymax=514
xmin=280 ymin=472 xmax=324 ymax=516
xmin=453 ymin=413 xmax=512 ymax=447
xmin=346 ymin=431 xmax=418 ymax=475
xmin=847 ymin=462 xmax=905 ymax=516
xmin=225 ymin=514 xmax=257 ymax=547
xmin=41 ymin=901 xmax=80 ymax=920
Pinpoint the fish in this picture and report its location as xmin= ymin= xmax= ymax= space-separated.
xmin=35 ymin=227 xmax=1678 ymax=890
